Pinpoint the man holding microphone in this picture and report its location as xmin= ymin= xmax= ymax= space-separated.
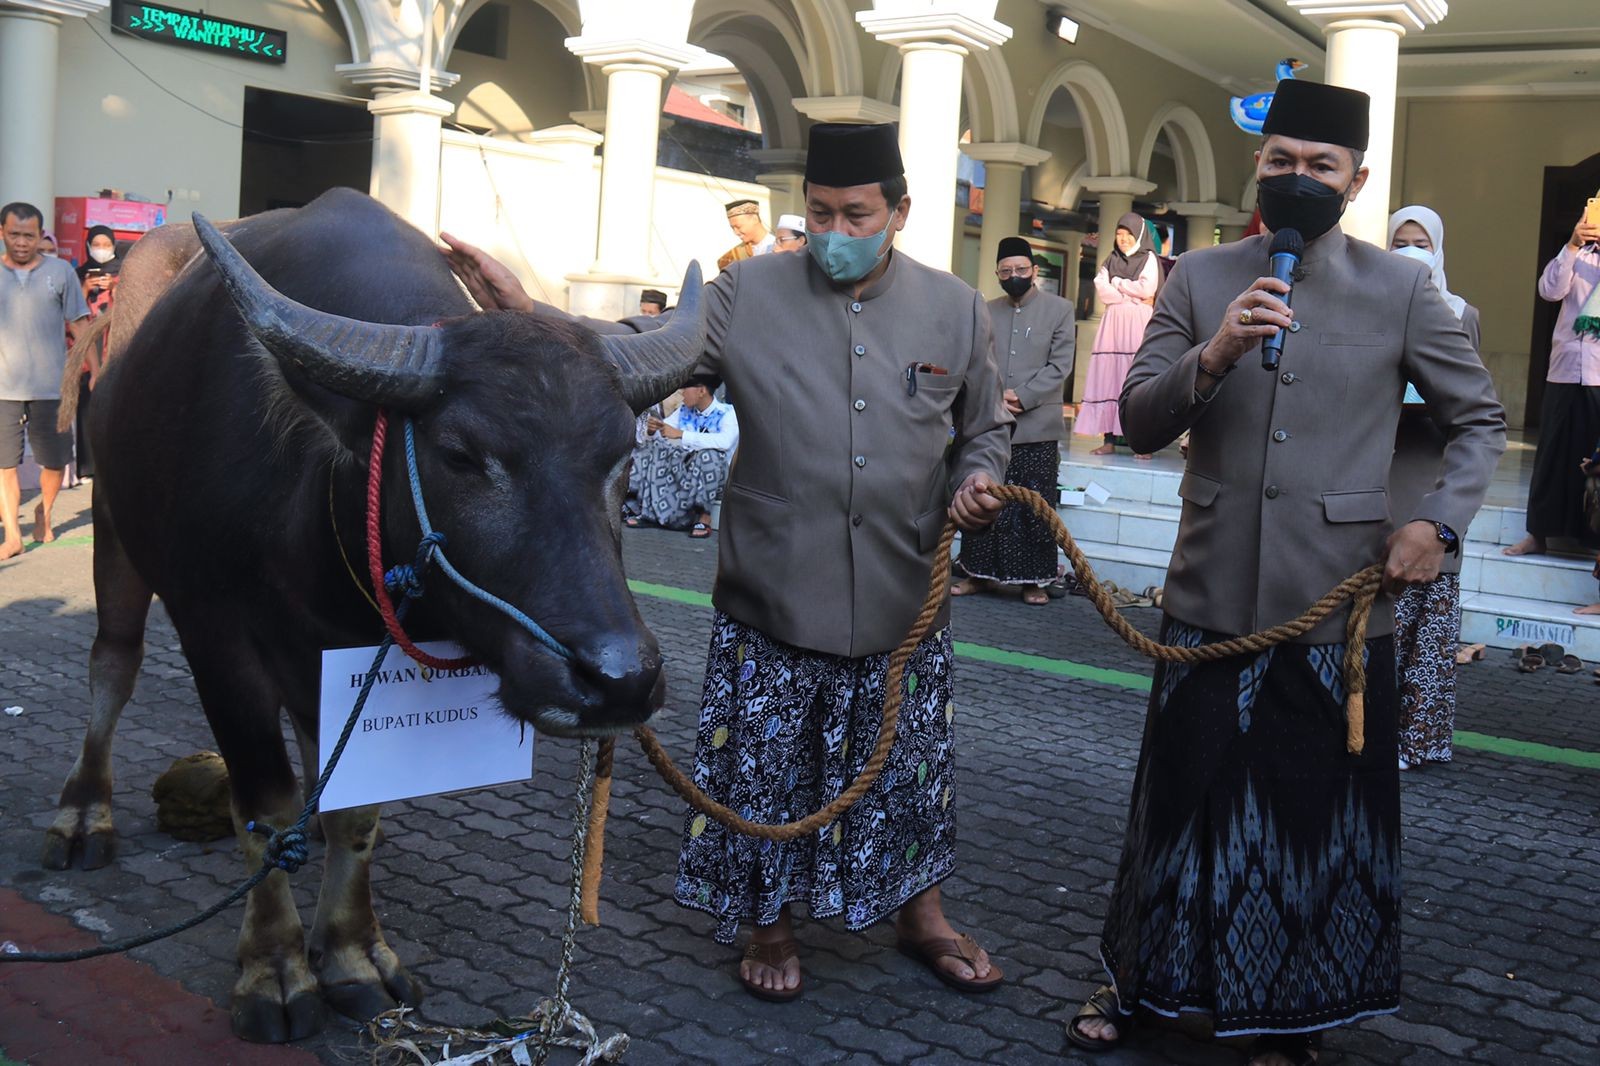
xmin=1067 ymin=80 xmax=1505 ymax=1064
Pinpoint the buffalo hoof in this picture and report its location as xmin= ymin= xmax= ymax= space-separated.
xmin=41 ymin=805 xmax=117 ymax=870
xmin=231 ymin=989 xmax=326 ymax=1043
xmin=320 ymin=969 xmax=423 ymax=1023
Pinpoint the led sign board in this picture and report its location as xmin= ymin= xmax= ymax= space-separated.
xmin=111 ymin=2 xmax=287 ymax=64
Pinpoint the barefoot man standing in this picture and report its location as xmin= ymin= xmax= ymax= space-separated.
xmin=1 ymin=201 xmax=90 ymax=560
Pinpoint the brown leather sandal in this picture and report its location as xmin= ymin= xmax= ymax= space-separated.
xmin=895 ymin=932 xmax=1003 ymax=993
xmin=739 ymin=939 xmax=803 ymax=1002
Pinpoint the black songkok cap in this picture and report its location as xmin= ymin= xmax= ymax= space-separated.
xmin=640 ymin=289 xmax=667 ymax=306
xmin=1261 ymin=79 xmax=1370 ymax=152
xmin=686 ymin=373 xmax=721 ymax=391
xmin=996 ymin=236 xmax=1032 ymax=263
xmin=804 ymin=123 xmax=904 ymax=188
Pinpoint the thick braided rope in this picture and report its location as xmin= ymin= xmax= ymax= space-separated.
xmin=986 ymin=484 xmax=1381 ymax=754
xmin=579 ymin=738 xmax=615 ymax=926
xmin=632 ymin=524 xmax=956 ymax=842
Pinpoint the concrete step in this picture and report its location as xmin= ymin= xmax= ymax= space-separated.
xmin=1055 ymin=538 xmax=1171 ymax=593
xmin=1460 ymin=591 xmax=1600 ymax=661
xmin=1462 ymin=544 xmax=1597 ymax=606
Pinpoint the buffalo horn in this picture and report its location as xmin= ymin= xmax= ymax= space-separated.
xmin=597 ymin=262 xmax=707 ymax=414
xmin=192 ymin=212 xmax=445 ymax=409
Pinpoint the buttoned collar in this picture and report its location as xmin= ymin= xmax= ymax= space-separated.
xmin=1009 ymin=287 xmax=1039 ymax=310
xmin=855 ymin=248 xmax=901 ymax=302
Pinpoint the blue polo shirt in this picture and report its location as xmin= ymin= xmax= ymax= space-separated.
xmin=0 ymin=256 xmax=91 ymax=401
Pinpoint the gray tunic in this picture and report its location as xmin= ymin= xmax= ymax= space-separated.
xmin=698 ymin=250 xmax=1012 ymax=657
xmin=1121 ymin=230 xmax=1505 ymax=644
xmin=986 ymin=288 xmax=1075 ymax=445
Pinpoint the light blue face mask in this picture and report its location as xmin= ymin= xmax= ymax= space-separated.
xmin=806 ymin=223 xmax=894 ymax=284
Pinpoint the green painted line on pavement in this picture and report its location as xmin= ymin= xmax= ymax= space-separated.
xmin=627 ymin=579 xmax=713 ymax=608
xmin=952 ymin=640 xmax=1152 ymax=692
xmin=19 ymin=533 xmax=93 ymax=553
xmin=625 ymin=578 xmax=1600 ymax=772
xmin=1453 ymin=730 xmax=1600 ymax=770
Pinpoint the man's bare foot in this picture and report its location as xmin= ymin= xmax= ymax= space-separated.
xmin=739 ymin=912 xmax=801 ymax=997
xmin=0 ymin=536 xmax=22 ymax=561
xmin=1021 ymin=587 xmax=1050 ymax=606
xmin=1090 ymin=443 xmax=1116 ymax=456
xmin=1575 ymin=603 xmax=1600 ymax=615
xmin=1071 ymin=1014 xmax=1120 ymax=1046
xmin=32 ymin=503 xmax=53 ymax=544
xmin=894 ymin=888 xmax=993 ymax=984
xmin=1503 ymin=535 xmax=1545 ymax=556
xmin=1134 ymin=453 xmax=1153 ymax=461
xmin=950 ymin=577 xmax=990 ymax=597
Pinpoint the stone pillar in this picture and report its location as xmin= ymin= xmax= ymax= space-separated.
xmin=857 ymin=4 xmax=1012 ymax=271
xmin=1058 ymin=230 xmax=1086 ymax=310
xmin=1217 ymin=210 xmax=1255 ymax=245
xmin=366 ymin=90 xmax=456 ymax=233
xmin=752 ymin=148 xmax=808 ymax=221
xmin=565 ymin=37 xmax=696 ymax=318
xmin=1287 ymin=0 xmax=1447 ymax=246
xmin=0 ymin=2 xmax=106 ymax=223
xmin=961 ymin=142 xmax=1051 ymax=298
xmin=1169 ymin=201 xmax=1234 ymax=252
xmin=1081 ymin=176 xmax=1156 ymax=315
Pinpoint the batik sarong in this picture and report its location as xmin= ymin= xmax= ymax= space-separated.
xmin=675 ymin=612 xmax=957 ymax=944
xmin=955 ymin=441 xmax=1060 ymax=585
xmin=1393 ymin=575 xmax=1459 ymax=765
xmin=631 ymin=437 xmax=730 ymax=530
xmin=1098 ymin=617 xmax=1402 ymax=1036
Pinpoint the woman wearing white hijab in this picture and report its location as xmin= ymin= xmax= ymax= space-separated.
xmin=1386 ymin=205 xmax=1484 ymax=771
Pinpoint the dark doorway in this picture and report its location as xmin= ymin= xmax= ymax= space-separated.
xmin=1525 ymin=150 xmax=1600 ymax=428
xmin=239 ymin=88 xmax=372 ymax=217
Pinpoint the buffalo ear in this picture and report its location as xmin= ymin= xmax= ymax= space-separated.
xmin=596 ymin=262 xmax=705 ymax=414
xmin=192 ymin=212 xmax=446 ymax=409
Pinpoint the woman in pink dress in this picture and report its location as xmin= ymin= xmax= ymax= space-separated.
xmin=1076 ymin=213 xmax=1160 ymax=457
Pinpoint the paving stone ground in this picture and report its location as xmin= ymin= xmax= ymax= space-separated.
xmin=3 ymin=481 xmax=1599 ymax=1065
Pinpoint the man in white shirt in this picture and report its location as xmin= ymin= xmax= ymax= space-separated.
xmin=627 ymin=374 xmax=739 ymax=537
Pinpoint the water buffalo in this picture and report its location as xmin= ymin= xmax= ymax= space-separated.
xmin=41 ymin=187 xmax=703 ymax=1041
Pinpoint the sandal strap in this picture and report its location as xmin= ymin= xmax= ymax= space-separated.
xmin=743 ymin=939 xmax=799 ymax=966
xmin=1074 ymin=984 xmax=1121 ymax=1022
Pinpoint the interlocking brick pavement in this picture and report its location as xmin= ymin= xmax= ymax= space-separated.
xmin=3 ymin=482 xmax=1599 ymax=1064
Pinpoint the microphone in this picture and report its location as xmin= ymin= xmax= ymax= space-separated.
xmin=1260 ymin=228 xmax=1304 ymax=371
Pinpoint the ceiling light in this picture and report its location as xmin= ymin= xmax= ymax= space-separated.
xmin=1047 ymin=9 xmax=1080 ymax=44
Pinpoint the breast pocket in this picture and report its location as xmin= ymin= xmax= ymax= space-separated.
xmin=1322 ymin=489 xmax=1388 ymax=523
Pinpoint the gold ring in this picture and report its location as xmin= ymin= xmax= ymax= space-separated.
xmin=1239 ymin=308 xmax=1254 ymax=325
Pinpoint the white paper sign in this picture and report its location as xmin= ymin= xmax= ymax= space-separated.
xmin=317 ymin=641 xmax=533 ymax=811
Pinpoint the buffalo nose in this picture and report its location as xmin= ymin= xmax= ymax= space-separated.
xmin=570 ymin=633 xmax=663 ymax=713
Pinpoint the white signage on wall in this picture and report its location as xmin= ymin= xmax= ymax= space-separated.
xmin=1493 ymin=617 xmax=1576 ymax=649
xmin=317 ymin=641 xmax=533 ymax=811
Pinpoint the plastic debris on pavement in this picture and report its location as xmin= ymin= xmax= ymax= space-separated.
xmin=3 ymin=706 xmax=22 ymax=717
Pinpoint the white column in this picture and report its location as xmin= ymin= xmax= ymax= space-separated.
xmin=1287 ymin=0 xmax=1447 ymax=246
xmin=1058 ymin=230 xmax=1085 ymax=310
xmin=857 ymin=5 xmax=1012 ymax=272
xmin=961 ymin=142 xmax=1051 ymax=298
xmin=564 ymin=38 xmax=697 ymax=318
xmin=0 ymin=2 xmax=105 ymax=223
xmin=1169 ymin=201 xmax=1234 ymax=251
xmin=1081 ymin=176 xmax=1155 ymax=315
xmin=366 ymin=90 xmax=455 ymax=233
xmin=1217 ymin=210 xmax=1255 ymax=244
xmin=752 ymin=148 xmax=808 ymax=221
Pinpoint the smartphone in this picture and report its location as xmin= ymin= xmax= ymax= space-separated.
xmin=1587 ymin=197 xmax=1600 ymax=227
xmin=84 ymin=267 xmax=104 ymax=277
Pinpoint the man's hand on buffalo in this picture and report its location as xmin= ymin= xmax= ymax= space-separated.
xmin=439 ymin=232 xmax=535 ymax=313
xmin=950 ymin=472 xmax=1006 ymax=532
xmin=1382 ymin=520 xmax=1445 ymax=595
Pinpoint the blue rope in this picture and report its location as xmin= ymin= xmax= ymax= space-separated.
xmin=402 ymin=419 xmax=574 ymax=662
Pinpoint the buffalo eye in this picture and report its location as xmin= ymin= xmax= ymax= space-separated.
xmin=438 ymin=445 xmax=480 ymax=473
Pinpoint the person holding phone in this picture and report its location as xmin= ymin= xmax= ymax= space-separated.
xmin=1504 ymin=198 xmax=1600 ymax=557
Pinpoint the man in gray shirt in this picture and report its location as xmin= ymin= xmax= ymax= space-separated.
xmin=1 ymin=201 xmax=90 ymax=559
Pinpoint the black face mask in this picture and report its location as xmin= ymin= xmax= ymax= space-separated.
xmin=1000 ymin=274 xmax=1034 ymax=299
xmin=1256 ymin=172 xmax=1351 ymax=242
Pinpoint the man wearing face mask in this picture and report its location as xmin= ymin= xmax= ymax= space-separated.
xmin=952 ymin=236 xmax=1075 ymax=604
xmin=1067 ymin=81 xmax=1504 ymax=1064
xmin=441 ymin=122 xmax=1012 ymax=1003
